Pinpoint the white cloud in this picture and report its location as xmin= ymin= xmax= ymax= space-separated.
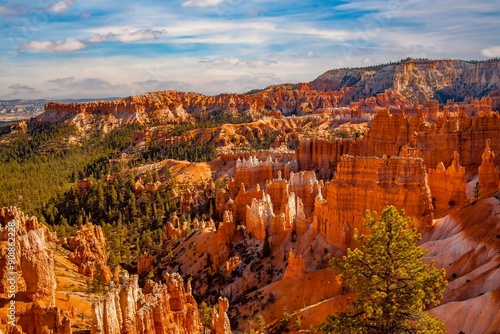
xmin=48 ymin=0 xmax=75 ymax=13
xmin=199 ymin=57 xmax=276 ymax=67
xmin=482 ymin=46 xmax=500 ymax=58
xmin=132 ymin=79 xmax=193 ymax=93
xmin=181 ymin=0 xmax=225 ymax=8
xmin=20 ymin=29 xmax=167 ymax=53
xmin=23 ymin=38 xmax=86 ymax=53
xmin=88 ymin=29 xmax=167 ymax=43
xmin=48 ymin=77 xmax=127 ymax=91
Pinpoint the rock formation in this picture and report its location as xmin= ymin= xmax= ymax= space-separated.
xmin=90 ymin=271 xmax=201 ymax=334
xmin=0 ymin=207 xmax=71 ymax=334
xmin=427 ymin=151 xmax=466 ymax=214
xmin=478 ymin=139 xmax=500 ymax=196
xmin=210 ymin=297 xmax=232 ymax=334
xmin=313 ymin=155 xmax=433 ymax=249
xmin=283 ymin=250 xmax=307 ymax=279
xmin=67 ymin=223 xmax=112 ymax=284
xmin=19 ymin=229 xmax=57 ymax=307
xmin=357 ymin=109 xmax=500 ymax=178
xmin=137 ymin=253 xmax=155 ymax=275
xmin=309 ymin=59 xmax=500 ymax=105
xmin=295 ymin=138 xmax=357 ymax=179
xmin=245 ymin=193 xmax=279 ymax=240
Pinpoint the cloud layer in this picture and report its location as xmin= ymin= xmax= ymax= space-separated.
xmin=1 ymin=0 xmax=499 ymax=99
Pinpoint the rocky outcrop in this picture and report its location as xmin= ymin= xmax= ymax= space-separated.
xmin=67 ymin=223 xmax=112 ymax=284
xmin=245 ymin=194 xmax=279 ymax=240
xmin=428 ymin=151 xmax=466 ymax=214
xmin=235 ymin=156 xmax=287 ymax=188
xmin=0 ymin=207 xmax=71 ymax=334
xmin=19 ymin=229 xmax=57 ymax=307
xmin=288 ymin=171 xmax=322 ymax=217
xmin=478 ymin=139 xmax=500 ymax=196
xmin=0 ymin=206 xmax=48 ymax=237
xmin=284 ymin=250 xmax=307 ymax=279
xmin=210 ymin=297 xmax=232 ymax=334
xmin=313 ymin=155 xmax=433 ymax=249
xmin=91 ymin=271 xmax=201 ymax=334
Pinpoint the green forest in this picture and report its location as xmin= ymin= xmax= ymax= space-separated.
xmin=0 ymin=121 xmax=216 ymax=268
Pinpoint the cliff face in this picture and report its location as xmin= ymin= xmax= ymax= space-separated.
xmin=295 ymin=138 xmax=357 ymax=180
xmin=310 ymin=59 xmax=500 ymax=104
xmin=313 ymin=155 xmax=433 ymax=249
xmin=39 ymin=87 xmax=349 ymax=129
xmin=19 ymin=229 xmax=57 ymax=307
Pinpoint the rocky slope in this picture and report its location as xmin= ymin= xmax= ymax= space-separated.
xmin=423 ymin=194 xmax=500 ymax=334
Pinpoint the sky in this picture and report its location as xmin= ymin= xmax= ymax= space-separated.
xmin=1 ymin=0 xmax=499 ymax=100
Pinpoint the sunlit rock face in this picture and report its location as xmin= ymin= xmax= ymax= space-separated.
xmin=90 ymin=271 xmax=201 ymax=334
xmin=313 ymin=155 xmax=433 ymax=250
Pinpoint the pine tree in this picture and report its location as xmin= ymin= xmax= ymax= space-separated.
xmin=473 ymin=181 xmax=481 ymax=201
xmin=321 ymin=206 xmax=447 ymax=334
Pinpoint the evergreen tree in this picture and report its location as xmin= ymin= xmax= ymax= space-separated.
xmin=473 ymin=181 xmax=481 ymax=201
xmin=321 ymin=206 xmax=447 ymax=334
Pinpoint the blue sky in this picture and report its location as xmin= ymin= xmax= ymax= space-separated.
xmin=1 ymin=0 xmax=499 ymax=99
